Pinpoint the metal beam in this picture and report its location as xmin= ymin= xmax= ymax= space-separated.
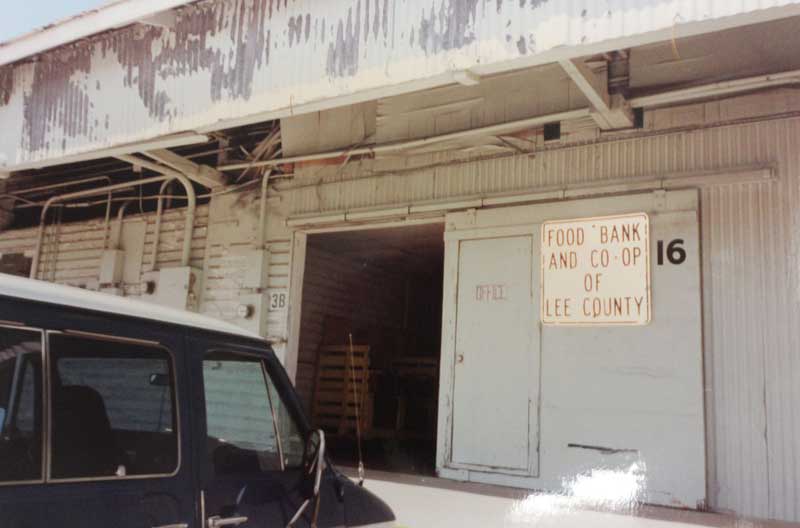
xmin=629 ymin=68 xmax=800 ymax=108
xmin=1 ymin=132 xmax=210 ymax=172
xmin=559 ymin=59 xmax=633 ymax=130
xmin=143 ymin=149 xmax=226 ymax=188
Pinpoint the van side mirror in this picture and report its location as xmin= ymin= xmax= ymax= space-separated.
xmin=304 ymin=429 xmax=325 ymax=497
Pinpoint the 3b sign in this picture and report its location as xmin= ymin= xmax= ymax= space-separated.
xmin=541 ymin=213 xmax=651 ymax=325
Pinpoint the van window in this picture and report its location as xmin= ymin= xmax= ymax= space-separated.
xmin=0 ymin=327 xmax=43 ymax=483
xmin=48 ymin=333 xmax=178 ymax=480
xmin=204 ymin=352 xmax=303 ymax=476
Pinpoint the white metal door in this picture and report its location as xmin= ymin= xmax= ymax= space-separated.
xmin=450 ymin=235 xmax=539 ymax=472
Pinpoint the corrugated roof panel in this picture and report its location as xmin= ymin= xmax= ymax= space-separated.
xmin=3 ymin=0 xmax=800 ymax=170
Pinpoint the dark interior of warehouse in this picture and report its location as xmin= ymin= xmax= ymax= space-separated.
xmin=297 ymin=224 xmax=445 ymax=475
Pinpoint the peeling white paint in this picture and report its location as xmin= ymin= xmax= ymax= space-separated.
xmin=2 ymin=0 xmax=800 ymax=169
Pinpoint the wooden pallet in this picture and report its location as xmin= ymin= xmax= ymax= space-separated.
xmin=311 ymin=344 xmax=372 ymax=436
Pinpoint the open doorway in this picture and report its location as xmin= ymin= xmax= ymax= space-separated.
xmin=295 ymin=223 xmax=444 ymax=476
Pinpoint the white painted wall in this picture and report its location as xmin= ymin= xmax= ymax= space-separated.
xmin=277 ymin=90 xmax=800 ymax=521
xmin=0 ymin=205 xmax=209 ymax=290
xmin=436 ymin=191 xmax=705 ymax=509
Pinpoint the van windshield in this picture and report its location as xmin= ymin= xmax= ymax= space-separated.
xmin=203 ymin=351 xmax=304 ymax=475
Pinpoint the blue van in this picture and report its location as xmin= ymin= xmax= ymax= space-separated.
xmin=0 ymin=275 xmax=394 ymax=528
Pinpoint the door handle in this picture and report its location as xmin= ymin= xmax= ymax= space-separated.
xmin=207 ymin=515 xmax=248 ymax=528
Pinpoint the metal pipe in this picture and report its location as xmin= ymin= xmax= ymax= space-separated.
xmin=0 ymin=194 xmax=40 ymax=206
xmin=110 ymin=200 xmax=135 ymax=250
xmin=18 ymin=178 xmax=256 ymax=213
xmin=629 ymin=68 xmax=800 ymax=108
xmin=42 ymin=206 xmax=64 ymax=283
xmin=15 ymin=188 xmax=141 ymax=210
xmin=256 ymin=170 xmax=272 ymax=249
xmin=28 ymin=178 xmax=258 ymax=209
xmin=29 ymin=173 xmax=185 ymax=279
xmin=11 ymin=175 xmax=112 ymax=196
xmin=8 ymin=176 xmax=117 ymax=252
xmin=217 ymin=108 xmax=592 ymax=171
xmin=115 ymin=155 xmax=197 ymax=268
xmin=149 ymin=179 xmax=176 ymax=272
xmin=102 ymin=191 xmax=113 ymax=249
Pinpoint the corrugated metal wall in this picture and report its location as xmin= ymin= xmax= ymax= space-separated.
xmin=0 ymin=205 xmax=209 ymax=291
xmin=0 ymin=106 xmax=797 ymax=520
xmin=282 ymin=114 xmax=800 ymax=521
xmin=701 ymin=151 xmax=800 ymax=519
xmin=0 ymin=187 xmax=291 ymax=338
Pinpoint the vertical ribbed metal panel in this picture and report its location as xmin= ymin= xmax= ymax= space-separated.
xmin=702 ymin=183 xmax=771 ymax=517
xmin=700 ymin=160 xmax=800 ymax=521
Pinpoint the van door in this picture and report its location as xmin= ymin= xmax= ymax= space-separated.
xmin=42 ymin=328 xmax=196 ymax=528
xmin=188 ymin=336 xmax=341 ymax=528
xmin=0 ymin=306 xmax=197 ymax=528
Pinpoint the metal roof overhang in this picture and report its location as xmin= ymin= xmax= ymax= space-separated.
xmin=3 ymin=0 xmax=800 ymax=172
xmin=0 ymin=0 xmax=195 ymax=67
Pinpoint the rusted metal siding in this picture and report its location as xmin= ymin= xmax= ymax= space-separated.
xmin=3 ymin=0 xmax=800 ymax=169
xmin=280 ymin=111 xmax=800 ymax=521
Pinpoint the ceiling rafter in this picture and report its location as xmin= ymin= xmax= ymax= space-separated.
xmin=559 ymin=58 xmax=634 ymax=130
xmin=142 ymin=149 xmax=226 ymax=188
